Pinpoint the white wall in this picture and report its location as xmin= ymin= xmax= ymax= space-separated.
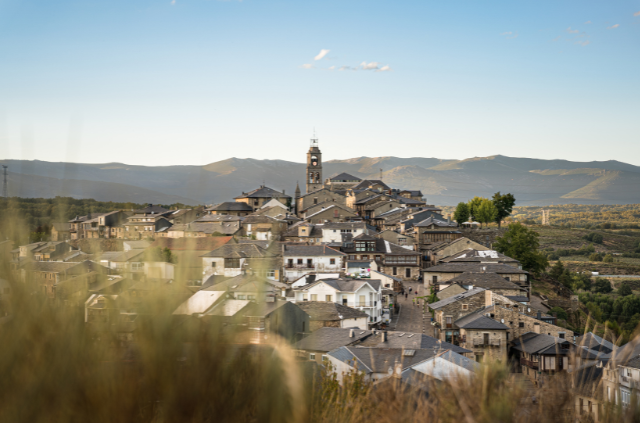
xmin=340 ymin=317 xmax=368 ymax=330
xmin=202 ymin=256 xmax=245 ymax=278
xmin=283 ymin=255 xmax=343 ymax=279
xmin=321 ymin=228 xmax=366 ymax=243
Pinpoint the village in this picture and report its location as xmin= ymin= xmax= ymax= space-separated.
xmin=1 ymin=137 xmax=635 ymax=421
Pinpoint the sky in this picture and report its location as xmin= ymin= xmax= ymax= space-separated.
xmin=0 ymin=0 xmax=639 ymax=166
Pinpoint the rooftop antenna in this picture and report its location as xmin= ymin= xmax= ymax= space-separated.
xmin=2 ymin=165 xmax=7 ymax=199
xmin=310 ymin=128 xmax=318 ymax=147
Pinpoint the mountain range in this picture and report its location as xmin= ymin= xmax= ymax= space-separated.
xmin=2 ymin=155 xmax=640 ymax=206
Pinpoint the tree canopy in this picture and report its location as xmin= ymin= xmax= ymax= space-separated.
xmin=475 ymin=199 xmax=498 ymax=228
xmin=492 ymin=192 xmax=516 ymax=228
xmin=493 ymin=222 xmax=548 ymax=275
xmin=453 ymin=202 xmax=470 ymax=225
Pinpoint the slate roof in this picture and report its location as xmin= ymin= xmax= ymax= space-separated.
xmin=454 ymin=312 xmax=509 ymax=330
xmin=434 ymin=350 xmax=481 ymax=373
xmin=201 ymin=243 xmax=275 ymax=258
xmin=242 ymin=214 xmax=286 ymax=224
xmin=414 ymin=216 xmax=458 ymax=228
xmin=301 ymin=201 xmax=352 ymax=214
xmin=447 ymin=272 xmax=524 ymax=290
xmin=98 ymin=249 xmax=145 ymax=262
xmin=505 ymin=296 xmax=530 ymax=303
xmin=172 ymin=291 xmax=225 ymax=315
xmin=305 ymin=205 xmax=354 ymax=219
xmin=195 ymin=215 xmax=245 ymax=223
xmin=171 ymin=222 xmax=241 ymax=235
xmin=355 ymin=331 xmax=471 ymax=355
xmin=351 ymin=179 xmax=390 ymax=190
xmin=424 ymin=263 xmax=528 ymax=275
xmin=321 ymin=222 xmax=368 ymax=230
xmin=511 ymin=332 xmax=573 ymax=355
xmin=204 ymin=299 xmax=252 ymax=317
xmin=151 ymin=237 xmax=234 ymax=251
xmin=206 ymin=202 xmax=253 ymax=212
xmin=282 ymin=244 xmax=346 ymax=257
xmin=428 ymin=287 xmax=486 ymax=310
xmin=294 ymin=327 xmax=373 ymax=352
xmin=234 ymin=186 xmax=291 ymax=199
xmin=575 ymin=332 xmax=615 ymax=354
xmin=295 ymin=302 xmax=368 ymax=321
xmin=329 ymin=347 xmax=439 ymax=374
xmin=297 ymin=278 xmax=381 ymax=293
xmin=328 ymin=172 xmax=362 ymax=182
xmin=443 ymin=249 xmax=520 ymax=264
xmin=239 ymin=299 xmax=294 ymax=317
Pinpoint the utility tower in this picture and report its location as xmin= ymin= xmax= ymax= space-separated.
xmin=2 ymin=165 xmax=7 ymax=199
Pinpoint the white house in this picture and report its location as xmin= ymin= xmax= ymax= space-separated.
xmin=282 ymin=244 xmax=346 ymax=281
xmin=292 ymin=278 xmax=383 ymax=325
xmin=201 ymin=244 xmax=279 ymax=280
xmin=319 ymin=222 xmax=369 ymax=243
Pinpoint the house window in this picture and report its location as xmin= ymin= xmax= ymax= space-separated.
xmin=237 ymin=295 xmax=246 ymax=300
xmin=558 ymin=332 xmax=565 ymax=339
xmin=519 ymin=322 xmax=524 ymax=328
xmin=267 ymin=270 xmax=275 ymax=278
xmin=297 ymin=259 xmax=303 ymax=265
xmin=326 ymin=295 xmax=332 ymax=302
xmin=211 ymin=262 xmax=217 ymax=268
xmin=330 ymin=258 xmax=336 ymax=265
xmin=322 ymin=355 xmax=328 ymax=362
xmin=310 ymin=353 xmax=316 ymax=360
xmin=432 ymin=276 xmax=438 ymax=284
xmin=462 ymin=304 xmax=468 ymax=310
xmin=224 ymin=258 xmax=240 ymax=268
xmin=311 ymin=294 xmax=318 ymax=301
xmin=392 ymin=267 xmax=397 ymax=275
xmin=405 ymin=268 xmax=411 ymax=278
xmin=302 ymin=294 xmax=309 ymax=301
xmin=307 ymin=259 xmax=313 ymax=268
xmin=313 ymin=198 xmax=318 ymax=205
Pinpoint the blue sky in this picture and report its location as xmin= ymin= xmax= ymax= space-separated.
xmin=0 ymin=0 xmax=639 ymax=166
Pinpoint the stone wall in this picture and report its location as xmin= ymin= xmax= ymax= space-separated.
xmin=490 ymin=306 xmax=574 ymax=340
xmin=458 ymin=228 xmax=507 ymax=248
xmin=434 ymin=290 xmax=490 ymax=323
xmin=310 ymin=319 xmax=340 ymax=332
xmin=460 ymin=329 xmax=508 ymax=362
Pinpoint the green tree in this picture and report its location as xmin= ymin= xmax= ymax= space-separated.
xmin=593 ymin=278 xmax=612 ymax=294
xmin=475 ymin=199 xmax=498 ymax=228
xmin=467 ymin=196 xmax=485 ymax=221
xmin=452 ymin=202 xmax=470 ymax=225
xmin=492 ymin=192 xmax=516 ymax=228
xmin=549 ymin=306 xmax=568 ymax=321
xmin=493 ymin=222 xmax=549 ymax=275
xmin=586 ymin=302 xmax=603 ymax=322
xmin=549 ymin=260 xmax=565 ymax=280
xmin=591 ymin=233 xmax=603 ymax=244
xmin=603 ymin=254 xmax=614 ymax=263
xmin=618 ymin=283 xmax=633 ymax=297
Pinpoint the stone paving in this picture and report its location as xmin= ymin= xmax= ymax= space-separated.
xmin=392 ymin=279 xmax=435 ymax=337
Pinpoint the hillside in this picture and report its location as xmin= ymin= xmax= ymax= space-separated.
xmin=2 ymin=154 xmax=640 ymax=206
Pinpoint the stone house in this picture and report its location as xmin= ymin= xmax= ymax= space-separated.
xmin=165 ymin=208 xmax=203 ymax=224
xmin=345 ymin=188 xmax=380 ymax=210
xmin=363 ymin=199 xmax=405 ymax=220
xmin=454 ymin=311 xmax=509 ymax=363
xmin=201 ymin=243 xmax=280 ymax=280
xmin=482 ymin=305 xmax=572 ymax=342
xmin=340 ymin=234 xmax=421 ymax=281
xmin=319 ymin=222 xmax=369 ymax=243
xmin=242 ymin=215 xmax=288 ymax=240
xmin=282 ymin=222 xmax=324 ymax=244
xmin=303 ymin=204 xmax=357 ymax=223
xmin=24 ymin=261 xmax=107 ymax=299
xmin=82 ymin=210 xmax=129 ymax=239
xmin=294 ymin=327 xmax=373 ymax=365
xmin=439 ymin=272 xmax=527 ymax=298
xmin=423 ymin=263 xmax=529 ymax=294
xmin=511 ymin=332 xmax=575 ymax=385
xmin=167 ymin=221 xmax=242 ymax=238
xmin=429 ymin=287 xmax=492 ymax=346
xmin=423 ymin=237 xmax=489 ymax=268
xmin=234 ymin=185 xmax=291 ymax=212
xmin=397 ymin=190 xmax=424 ymax=202
xmin=282 ymin=244 xmax=346 ymax=281
xmin=296 ymin=188 xmax=347 ymax=215
xmin=123 ymin=213 xmax=172 ymax=240
xmin=435 ymin=284 xmax=467 ymax=301
xmin=50 ymin=223 xmax=71 ymax=241
xmin=295 ymin=301 xmax=369 ymax=331
xmin=376 ymin=229 xmax=415 ymax=249
xmin=324 ymin=172 xmax=362 ymax=192
xmin=30 ymin=241 xmax=75 ymax=262
xmin=206 ymin=202 xmax=253 ymax=216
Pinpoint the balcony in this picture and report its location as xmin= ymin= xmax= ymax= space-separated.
xmin=472 ymin=338 xmax=501 ymax=347
xmin=344 ymin=302 xmax=378 ymax=308
xmin=285 ymin=264 xmax=315 ymax=270
xmin=520 ymin=357 xmax=539 ymax=370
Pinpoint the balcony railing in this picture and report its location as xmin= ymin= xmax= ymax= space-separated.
xmin=344 ymin=302 xmax=378 ymax=308
xmin=472 ymin=338 xmax=501 ymax=347
xmin=520 ymin=357 xmax=539 ymax=370
xmin=285 ymin=264 xmax=315 ymax=269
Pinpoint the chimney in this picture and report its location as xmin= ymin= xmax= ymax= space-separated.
xmin=533 ymin=323 xmax=541 ymax=334
xmin=485 ymin=289 xmax=492 ymax=307
xmin=381 ymin=331 xmax=387 ymax=342
xmin=537 ymin=311 xmax=542 ymax=320
xmin=349 ymin=329 xmax=355 ymax=338
xmin=282 ymin=189 xmax=285 ymax=195
xmin=447 ymin=215 xmax=451 ymax=225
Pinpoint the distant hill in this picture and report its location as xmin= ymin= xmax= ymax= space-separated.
xmin=2 ymin=155 xmax=640 ymax=206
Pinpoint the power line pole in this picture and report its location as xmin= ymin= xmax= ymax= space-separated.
xmin=2 ymin=165 xmax=7 ymax=199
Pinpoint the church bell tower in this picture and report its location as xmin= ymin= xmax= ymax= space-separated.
xmin=306 ymin=134 xmax=323 ymax=193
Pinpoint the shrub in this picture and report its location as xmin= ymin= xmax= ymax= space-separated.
xmin=603 ymin=254 xmax=614 ymax=263
xmin=618 ymin=283 xmax=633 ymax=297
xmin=549 ymin=306 xmax=568 ymax=321
xmin=593 ymin=278 xmax=613 ymax=294
xmin=589 ymin=253 xmax=603 ymax=262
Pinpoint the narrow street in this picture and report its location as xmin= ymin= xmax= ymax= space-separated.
xmin=391 ymin=279 xmax=435 ymax=337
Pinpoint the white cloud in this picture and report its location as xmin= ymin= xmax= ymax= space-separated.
xmin=328 ymin=65 xmax=335 ymax=70
xmin=360 ymin=61 xmax=380 ymax=70
xmin=566 ymin=27 xmax=579 ymax=34
xmin=500 ymin=31 xmax=518 ymax=39
xmin=576 ymin=40 xmax=590 ymax=46
xmin=376 ymin=65 xmax=392 ymax=72
xmin=634 ymin=11 xmax=640 ymax=17
xmin=338 ymin=66 xmax=355 ymax=71
xmin=171 ymin=0 xmax=175 ymax=4
xmin=314 ymin=49 xmax=330 ymax=61
xmin=607 ymin=24 xmax=620 ymax=29
xmin=500 ymin=31 xmax=512 ymax=36
xmin=300 ymin=64 xmax=313 ymax=69
xmin=584 ymin=21 xmax=591 ymax=24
